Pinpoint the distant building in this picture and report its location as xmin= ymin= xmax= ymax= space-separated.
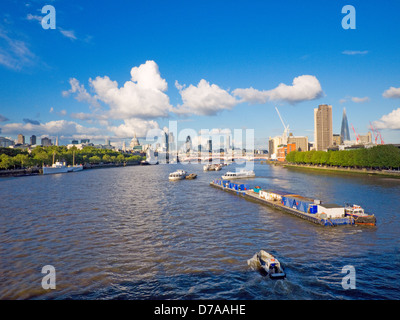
xmin=314 ymin=104 xmax=333 ymax=151
xmin=332 ymin=134 xmax=341 ymax=146
xmin=130 ymin=133 xmax=140 ymax=150
xmin=17 ymin=134 xmax=25 ymax=144
xmin=0 ymin=137 xmax=14 ymax=147
xmin=340 ymin=108 xmax=350 ymax=142
xmin=30 ymin=135 xmax=37 ymax=145
xmin=207 ymin=139 xmax=212 ymax=153
xmin=185 ymin=136 xmax=191 ymax=154
xmin=81 ymin=139 xmax=90 ymax=144
xmin=41 ymin=137 xmax=52 ymax=146
xmin=268 ymin=136 xmax=282 ymax=159
xmin=359 ymin=132 xmax=372 ymax=144
xmin=288 ymin=136 xmax=309 ymax=152
xmin=277 ymin=143 xmax=296 ymax=162
xmin=71 ymin=139 xmax=79 ymax=144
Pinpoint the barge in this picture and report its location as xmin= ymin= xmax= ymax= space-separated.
xmin=210 ymin=180 xmax=376 ymax=227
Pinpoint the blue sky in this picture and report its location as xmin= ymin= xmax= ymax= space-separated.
xmin=0 ymin=0 xmax=399 ymax=147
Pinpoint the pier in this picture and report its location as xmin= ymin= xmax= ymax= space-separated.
xmin=210 ymin=181 xmax=354 ymax=227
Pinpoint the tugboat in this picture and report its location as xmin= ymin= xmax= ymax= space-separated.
xmin=345 ymin=204 xmax=377 ymax=226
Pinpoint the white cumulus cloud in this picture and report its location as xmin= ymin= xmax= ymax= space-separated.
xmin=107 ymin=118 xmax=160 ymax=138
xmin=373 ymin=108 xmax=400 ymax=130
xmin=383 ymin=86 xmax=400 ymax=99
xmin=90 ymin=60 xmax=172 ymax=119
xmin=173 ymin=79 xmax=239 ymax=116
xmin=233 ymin=75 xmax=323 ymax=105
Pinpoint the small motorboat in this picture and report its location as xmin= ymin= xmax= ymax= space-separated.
xmin=185 ymin=173 xmax=197 ymax=179
xmin=251 ymin=250 xmax=286 ymax=279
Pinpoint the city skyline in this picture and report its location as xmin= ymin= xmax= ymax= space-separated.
xmin=1 ymin=0 xmax=400 ymax=147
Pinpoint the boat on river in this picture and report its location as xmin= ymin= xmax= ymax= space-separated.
xmin=248 ymin=250 xmax=286 ymax=279
xmin=345 ymin=204 xmax=376 ymax=226
xmin=43 ymin=161 xmax=69 ymax=175
xmin=169 ymin=169 xmax=187 ymax=181
xmin=203 ymin=164 xmax=222 ymax=171
xmin=222 ymin=169 xmax=255 ymax=180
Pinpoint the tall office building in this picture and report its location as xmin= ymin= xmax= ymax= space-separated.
xmin=30 ymin=135 xmax=37 ymax=145
xmin=314 ymin=104 xmax=333 ymax=151
xmin=41 ymin=137 xmax=52 ymax=146
xmin=17 ymin=134 xmax=25 ymax=144
xmin=340 ymin=108 xmax=350 ymax=142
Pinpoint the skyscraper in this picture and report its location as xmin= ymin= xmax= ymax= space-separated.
xmin=314 ymin=104 xmax=333 ymax=151
xmin=17 ymin=134 xmax=25 ymax=144
xmin=30 ymin=135 xmax=36 ymax=145
xmin=340 ymin=108 xmax=350 ymax=143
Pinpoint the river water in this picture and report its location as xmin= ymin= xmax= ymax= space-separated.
xmin=1 ymin=163 xmax=399 ymax=300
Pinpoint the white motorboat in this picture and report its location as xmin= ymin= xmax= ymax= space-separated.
xmin=248 ymin=250 xmax=286 ymax=279
xmin=222 ymin=169 xmax=255 ymax=180
xmin=169 ymin=169 xmax=187 ymax=181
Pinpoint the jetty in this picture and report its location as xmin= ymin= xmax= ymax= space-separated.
xmin=210 ymin=180 xmax=356 ymax=226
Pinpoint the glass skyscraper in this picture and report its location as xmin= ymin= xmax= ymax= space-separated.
xmin=340 ymin=108 xmax=350 ymax=142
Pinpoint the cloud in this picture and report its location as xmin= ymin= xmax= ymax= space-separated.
xmin=173 ymin=79 xmax=239 ymax=116
xmin=383 ymin=86 xmax=400 ymax=99
xmin=351 ymin=96 xmax=370 ymax=103
xmin=26 ymin=13 xmax=79 ymax=41
xmin=62 ymin=78 xmax=101 ymax=108
xmin=107 ymin=118 xmax=160 ymax=138
xmin=0 ymin=28 xmax=37 ymax=70
xmin=23 ymin=118 xmax=40 ymax=125
xmin=233 ymin=75 xmax=323 ymax=105
xmin=342 ymin=50 xmax=369 ymax=55
xmin=373 ymin=108 xmax=400 ymax=130
xmin=89 ymin=60 xmax=172 ymax=119
xmin=1 ymin=120 xmax=102 ymax=136
xmin=26 ymin=14 xmax=42 ymax=23
xmin=59 ymin=28 xmax=77 ymax=40
xmin=0 ymin=114 xmax=9 ymax=122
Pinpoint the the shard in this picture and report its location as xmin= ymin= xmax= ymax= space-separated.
xmin=340 ymin=108 xmax=350 ymax=142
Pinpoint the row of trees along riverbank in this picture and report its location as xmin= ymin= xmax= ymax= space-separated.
xmin=0 ymin=146 xmax=145 ymax=170
xmin=285 ymin=145 xmax=400 ymax=170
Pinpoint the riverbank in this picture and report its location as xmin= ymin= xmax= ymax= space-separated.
xmin=266 ymin=161 xmax=400 ymax=178
xmin=0 ymin=161 xmax=141 ymax=178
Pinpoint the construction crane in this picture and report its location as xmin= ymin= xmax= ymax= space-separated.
xmin=369 ymin=121 xmax=385 ymax=144
xmin=351 ymin=124 xmax=360 ymax=144
xmin=275 ymin=107 xmax=290 ymax=144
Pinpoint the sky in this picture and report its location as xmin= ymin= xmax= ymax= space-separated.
xmin=0 ymin=0 xmax=400 ymax=148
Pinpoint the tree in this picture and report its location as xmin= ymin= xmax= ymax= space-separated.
xmin=0 ymin=154 xmax=15 ymax=169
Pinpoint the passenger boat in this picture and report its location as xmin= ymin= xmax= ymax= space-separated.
xmin=249 ymin=250 xmax=286 ymax=279
xmin=345 ymin=204 xmax=377 ymax=226
xmin=221 ymin=169 xmax=255 ymax=180
xmin=169 ymin=169 xmax=187 ymax=181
